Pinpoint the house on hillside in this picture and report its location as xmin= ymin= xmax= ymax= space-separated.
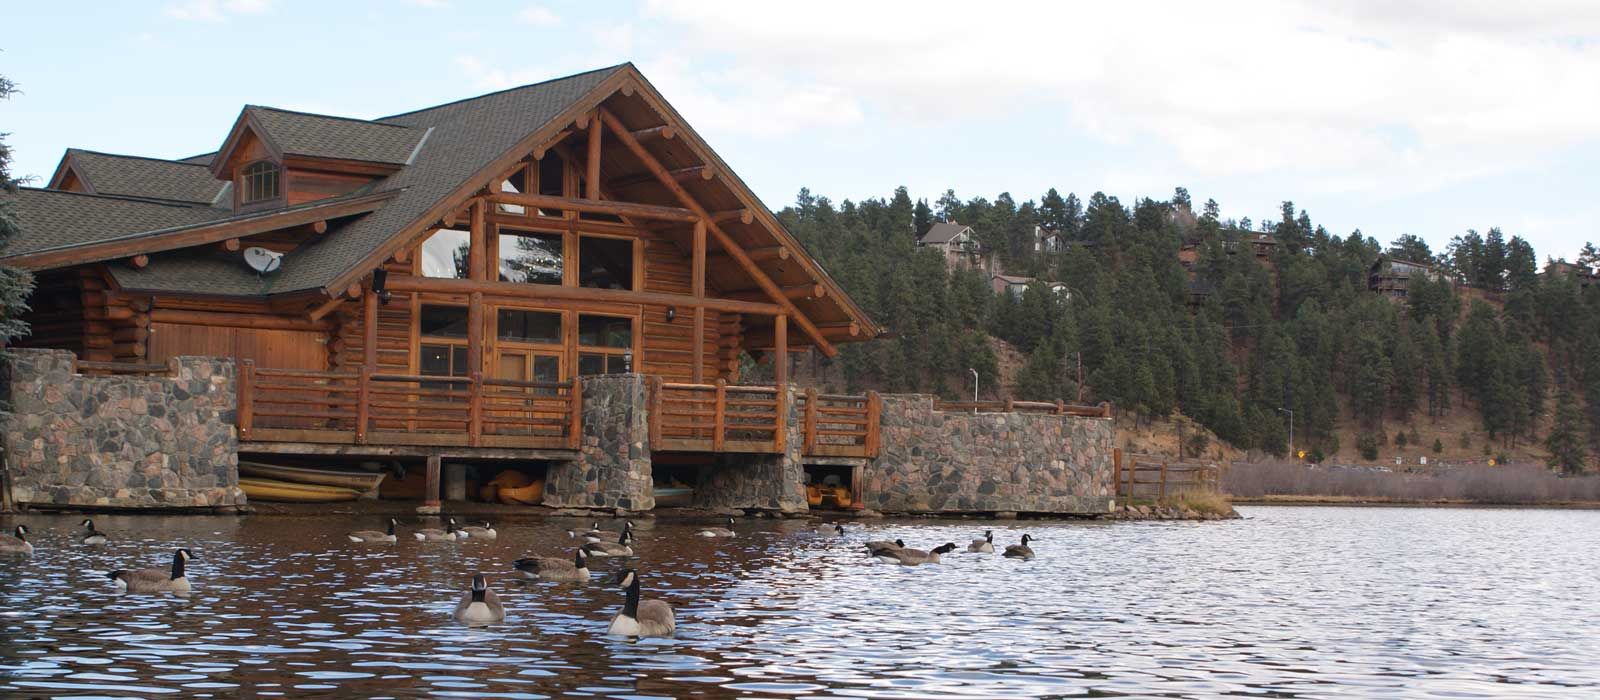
xmin=918 ymin=221 xmax=982 ymax=270
xmin=1033 ymin=225 xmax=1065 ymax=254
xmin=1544 ymin=260 xmax=1598 ymax=288
xmin=1369 ymin=256 xmax=1444 ymax=299
xmin=991 ymin=274 xmax=1069 ymax=300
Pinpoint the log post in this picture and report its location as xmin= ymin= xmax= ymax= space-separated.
xmin=355 ymin=365 xmax=371 ymax=444
xmin=469 ymin=199 xmax=487 ymax=281
xmin=1113 ymin=448 xmax=1122 ymax=498
xmin=468 ymin=372 xmax=483 ymax=447
xmin=713 ymin=379 xmax=727 ymax=452
xmin=586 ymin=110 xmax=601 ymax=199
xmin=423 ymin=455 xmax=442 ymax=511
xmin=774 ymin=314 xmax=788 ymax=385
xmin=569 ymin=375 xmax=583 ymax=450
xmin=804 ymin=387 xmax=818 ymax=455
xmin=238 ymin=360 xmax=255 ymax=440
xmin=866 ymin=391 xmax=881 ymax=457
xmin=467 ymin=291 xmax=484 ymax=377
xmin=362 ymin=281 xmax=379 ymax=372
xmin=773 ymin=384 xmax=787 ymax=453
xmin=692 ymin=219 xmax=706 ymax=383
xmin=1055 ymin=399 xmax=1065 ymax=415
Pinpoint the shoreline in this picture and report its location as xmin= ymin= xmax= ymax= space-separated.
xmin=1231 ymin=495 xmax=1600 ymax=510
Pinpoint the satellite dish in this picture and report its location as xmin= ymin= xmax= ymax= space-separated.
xmin=243 ymin=246 xmax=283 ymax=275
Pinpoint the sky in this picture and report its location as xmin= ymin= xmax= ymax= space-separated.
xmin=3 ymin=0 xmax=1599 ymax=262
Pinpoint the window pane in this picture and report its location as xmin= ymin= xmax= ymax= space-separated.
xmin=452 ymin=347 xmax=469 ymax=376
xmin=606 ymin=354 xmax=630 ymax=374
xmin=578 ymin=315 xmax=631 ymax=348
xmin=533 ymin=356 xmax=560 ymax=383
xmin=578 ymin=353 xmax=605 ymax=376
xmin=497 ymin=174 xmax=526 ymax=215
xmin=420 ymin=344 xmax=453 ymax=376
xmin=420 ymin=305 xmax=469 ymax=338
xmin=420 ymin=229 xmax=470 ymax=279
xmin=496 ymin=309 xmax=561 ymax=344
xmin=538 ymin=155 xmax=563 ymax=197
xmin=498 ymin=231 xmax=564 ymax=285
xmin=578 ymin=236 xmax=634 ymax=290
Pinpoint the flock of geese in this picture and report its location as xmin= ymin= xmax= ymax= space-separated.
xmin=1 ymin=517 xmax=1037 ymax=639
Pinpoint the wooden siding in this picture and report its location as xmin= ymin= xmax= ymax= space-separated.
xmin=148 ymin=323 xmax=327 ymax=370
xmin=286 ymin=168 xmax=374 ymax=206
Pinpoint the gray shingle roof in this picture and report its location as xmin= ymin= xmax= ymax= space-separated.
xmin=68 ymin=150 xmax=225 ymax=204
xmin=0 ymin=188 xmax=228 ymax=257
xmin=921 ymin=222 xmax=973 ymax=245
xmin=265 ymin=64 xmax=622 ymax=293
xmin=248 ymin=106 xmax=425 ymax=165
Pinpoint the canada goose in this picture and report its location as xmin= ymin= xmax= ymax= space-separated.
xmin=696 ymin=517 xmax=736 ymax=538
xmin=79 ymin=519 xmax=108 ymax=546
xmin=606 ymin=569 xmax=675 ymax=638
xmin=514 ymin=548 xmax=590 ymax=582
xmin=452 ymin=573 xmax=505 ymax=626
xmin=967 ymin=530 xmax=995 ymax=553
xmin=863 ymin=538 xmax=904 ymax=556
xmin=414 ymin=518 xmax=461 ymax=541
xmin=1003 ymin=534 xmax=1036 ymax=560
xmin=109 ymin=548 xmax=193 ymax=594
xmin=0 ymin=525 xmax=33 ymax=554
xmin=579 ymin=520 xmax=631 ymax=543
xmin=876 ymin=542 xmax=957 ymax=566
xmin=458 ymin=521 xmax=498 ymax=540
xmin=582 ymin=529 xmax=634 ymax=557
xmin=813 ymin=523 xmax=845 ymax=535
xmin=568 ymin=521 xmax=602 ymax=540
xmin=347 ymin=518 xmax=399 ymax=543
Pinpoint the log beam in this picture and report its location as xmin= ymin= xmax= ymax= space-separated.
xmin=597 ymin=106 xmax=836 ymax=355
xmin=148 ymin=309 xmax=331 ymax=332
xmin=727 ymin=284 xmax=823 ymax=302
xmin=712 ymin=208 xmax=754 ymax=225
xmin=382 ymin=275 xmax=783 ymax=316
xmin=483 ymin=192 xmax=698 ymax=223
xmin=631 ymin=125 xmax=675 ymax=141
xmin=129 ymin=255 xmax=149 ymax=269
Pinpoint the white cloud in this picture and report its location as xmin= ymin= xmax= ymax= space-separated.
xmin=635 ymin=0 xmax=1600 ymax=196
xmin=517 ymin=4 xmax=560 ymax=26
xmin=164 ymin=0 xmax=270 ymax=22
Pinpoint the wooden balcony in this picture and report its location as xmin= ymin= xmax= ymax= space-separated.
xmin=647 ymin=378 xmax=787 ymax=454
xmin=237 ymin=361 xmax=580 ymax=451
xmin=799 ymin=388 xmax=880 ymax=458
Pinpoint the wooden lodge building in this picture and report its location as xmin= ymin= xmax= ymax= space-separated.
xmin=0 ymin=64 xmax=1117 ymax=516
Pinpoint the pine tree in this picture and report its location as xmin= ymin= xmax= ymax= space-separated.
xmin=0 ymin=72 xmax=36 ymax=358
xmin=1546 ymin=390 xmax=1588 ymax=475
xmin=912 ymin=198 xmax=931 ymax=239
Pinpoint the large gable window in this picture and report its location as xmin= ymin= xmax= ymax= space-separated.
xmin=420 ymin=228 xmax=470 ymax=279
xmin=498 ymin=230 xmax=564 ymax=285
xmin=240 ymin=160 xmax=280 ymax=203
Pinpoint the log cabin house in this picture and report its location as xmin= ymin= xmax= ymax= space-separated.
xmin=0 ymin=64 xmax=893 ymax=509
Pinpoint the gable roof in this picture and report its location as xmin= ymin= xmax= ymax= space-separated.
xmin=51 ymin=150 xmax=224 ymax=205
xmin=238 ymin=106 xmax=427 ymax=166
xmin=921 ymin=222 xmax=973 ymax=244
xmin=1 ymin=188 xmax=228 ymax=257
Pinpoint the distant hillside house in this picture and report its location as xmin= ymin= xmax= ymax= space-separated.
xmin=919 ymin=221 xmax=981 ymax=269
xmin=1033 ymin=225 xmax=1065 ymax=254
xmin=1369 ymin=256 xmax=1444 ymax=299
xmin=991 ymin=274 xmax=1069 ymax=300
xmin=1544 ymin=260 xmax=1598 ymax=287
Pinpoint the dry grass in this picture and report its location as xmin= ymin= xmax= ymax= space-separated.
xmin=1225 ymin=461 xmax=1600 ymax=505
xmin=1166 ymin=489 xmax=1234 ymax=516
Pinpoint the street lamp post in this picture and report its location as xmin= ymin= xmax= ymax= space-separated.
xmin=1277 ymin=407 xmax=1294 ymax=460
xmin=969 ymin=368 xmax=979 ymax=403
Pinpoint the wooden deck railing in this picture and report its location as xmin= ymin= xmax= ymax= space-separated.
xmin=237 ymin=361 xmax=580 ymax=450
xmin=1114 ymin=451 xmax=1221 ymax=499
xmin=648 ymin=378 xmax=786 ymax=453
xmin=800 ymin=389 xmax=880 ymax=458
xmin=934 ymin=398 xmax=1113 ymax=417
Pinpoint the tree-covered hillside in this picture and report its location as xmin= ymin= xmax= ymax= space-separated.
xmin=778 ymin=186 xmax=1600 ymax=471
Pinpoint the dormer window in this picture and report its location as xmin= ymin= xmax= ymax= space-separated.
xmin=240 ymin=160 xmax=281 ymax=203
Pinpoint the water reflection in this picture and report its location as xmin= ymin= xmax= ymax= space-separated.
xmin=1 ymin=507 xmax=1597 ymax=697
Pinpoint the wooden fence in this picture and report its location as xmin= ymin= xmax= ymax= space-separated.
xmin=800 ymin=389 xmax=880 ymax=458
xmin=1114 ymin=450 xmax=1222 ymax=499
xmin=237 ymin=361 xmax=580 ymax=450
xmin=649 ymin=378 xmax=786 ymax=453
xmin=934 ymin=398 xmax=1113 ymax=417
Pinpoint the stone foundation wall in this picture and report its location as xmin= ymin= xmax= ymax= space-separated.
xmin=543 ymin=374 xmax=654 ymax=511
xmin=1 ymin=349 xmax=245 ymax=509
xmin=863 ymin=394 xmax=1115 ymax=515
xmin=692 ymin=385 xmax=808 ymax=513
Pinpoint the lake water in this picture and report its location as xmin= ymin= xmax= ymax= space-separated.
xmin=1 ymin=505 xmax=1597 ymax=698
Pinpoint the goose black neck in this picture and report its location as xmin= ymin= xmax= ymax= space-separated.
xmin=471 ymin=587 xmax=486 ymax=603
xmin=386 ymin=521 xmax=396 ymax=536
xmin=170 ymin=553 xmax=185 ymax=580
xmin=622 ymin=576 xmax=641 ymax=617
xmin=574 ymin=550 xmax=586 ymax=569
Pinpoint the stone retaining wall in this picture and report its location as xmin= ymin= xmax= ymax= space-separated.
xmin=1 ymin=349 xmax=245 ymax=509
xmin=693 ymin=385 xmax=808 ymax=513
xmin=543 ymin=374 xmax=654 ymax=511
xmin=861 ymin=394 xmax=1115 ymax=515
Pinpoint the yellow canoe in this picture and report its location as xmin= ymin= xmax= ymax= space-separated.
xmin=239 ymin=477 xmax=361 ymax=503
xmin=239 ymin=461 xmax=386 ymax=492
xmin=498 ymin=480 xmax=545 ymax=505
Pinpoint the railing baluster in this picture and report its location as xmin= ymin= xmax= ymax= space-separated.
xmin=355 ymin=365 xmax=370 ymax=443
xmin=468 ymin=372 xmax=483 ymax=447
xmin=773 ymin=384 xmax=786 ymax=452
xmin=238 ymin=360 xmax=255 ymax=440
xmin=866 ymin=391 xmax=881 ymax=457
xmin=570 ymin=376 xmax=584 ymax=451
xmin=803 ymin=388 xmax=818 ymax=454
xmin=648 ymin=375 xmax=663 ymax=451
xmin=713 ymin=379 xmax=727 ymax=452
